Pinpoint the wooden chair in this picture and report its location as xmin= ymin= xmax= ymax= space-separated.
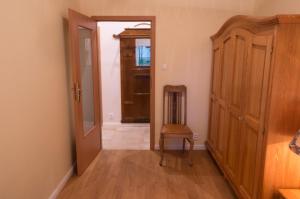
xmin=159 ymin=85 xmax=194 ymax=166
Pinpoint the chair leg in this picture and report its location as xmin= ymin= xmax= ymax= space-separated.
xmin=182 ymin=138 xmax=186 ymax=153
xmin=188 ymin=138 xmax=194 ymax=166
xmin=159 ymin=135 xmax=164 ymax=166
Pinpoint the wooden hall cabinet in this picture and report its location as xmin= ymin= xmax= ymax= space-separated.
xmin=206 ymin=15 xmax=300 ymax=199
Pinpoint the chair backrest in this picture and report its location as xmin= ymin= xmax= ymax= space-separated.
xmin=163 ymin=85 xmax=187 ymax=125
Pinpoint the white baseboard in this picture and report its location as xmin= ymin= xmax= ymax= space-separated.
xmin=48 ymin=164 xmax=74 ymax=199
xmin=155 ymin=144 xmax=206 ymax=150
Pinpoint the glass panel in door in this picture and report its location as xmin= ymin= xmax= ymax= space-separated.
xmin=78 ymin=26 xmax=95 ymax=134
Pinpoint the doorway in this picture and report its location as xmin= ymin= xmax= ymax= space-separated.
xmin=69 ymin=11 xmax=155 ymax=174
xmin=95 ymin=18 xmax=155 ymax=150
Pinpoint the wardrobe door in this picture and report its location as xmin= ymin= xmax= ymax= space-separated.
xmin=214 ymin=34 xmax=234 ymax=161
xmin=225 ymin=29 xmax=250 ymax=184
xmin=239 ymin=34 xmax=273 ymax=199
xmin=208 ymin=41 xmax=222 ymax=149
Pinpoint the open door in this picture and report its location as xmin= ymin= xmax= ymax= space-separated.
xmin=69 ymin=9 xmax=101 ymax=175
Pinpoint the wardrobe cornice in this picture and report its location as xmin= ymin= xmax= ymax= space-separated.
xmin=211 ymin=14 xmax=300 ymax=40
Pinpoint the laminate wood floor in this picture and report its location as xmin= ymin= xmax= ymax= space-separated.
xmin=58 ymin=150 xmax=236 ymax=199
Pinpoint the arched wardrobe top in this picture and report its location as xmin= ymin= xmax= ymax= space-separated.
xmin=211 ymin=14 xmax=300 ymax=40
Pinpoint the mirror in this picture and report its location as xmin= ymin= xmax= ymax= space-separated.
xmin=135 ymin=39 xmax=151 ymax=67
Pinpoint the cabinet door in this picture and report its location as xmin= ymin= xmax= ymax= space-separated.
xmin=225 ymin=29 xmax=250 ymax=184
xmin=214 ymin=34 xmax=234 ymax=161
xmin=208 ymin=99 xmax=219 ymax=149
xmin=207 ymin=41 xmax=222 ymax=148
xmin=238 ymin=34 xmax=273 ymax=199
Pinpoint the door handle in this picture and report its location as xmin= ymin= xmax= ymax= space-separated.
xmin=73 ymin=82 xmax=81 ymax=102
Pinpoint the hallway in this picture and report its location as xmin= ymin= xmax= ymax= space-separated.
xmin=58 ymin=150 xmax=236 ymax=199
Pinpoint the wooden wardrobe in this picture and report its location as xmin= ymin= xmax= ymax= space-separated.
xmin=206 ymin=15 xmax=300 ymax=199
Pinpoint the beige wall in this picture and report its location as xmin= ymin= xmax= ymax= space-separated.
xmin=254 ymin=0 xmax=300 ymax=15
xmin=0 ymin=0 xmax=79 ymax=198
xmin=2 ymin=0 xmax=295 ymax=198
xmin=76 ymin=0 xmax=256 ymax=147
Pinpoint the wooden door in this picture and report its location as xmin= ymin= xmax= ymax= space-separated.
xmin=69 ymin=9 xmax=101 ymax=175
xmin=214 ymin=33 xmax=234 ymax=162
xmin=238 ymin=34 xmax=273 ymax=199
xmin=120 ymin=35 xmax=150 ymax=123
xmin=208 ymin=40 xmax=222 ymax=149
xmin=225 ymin=29 xmax=250 ymax=184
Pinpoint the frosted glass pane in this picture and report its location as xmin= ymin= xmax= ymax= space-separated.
xmin=78 ymin=26 xmax=95 ymax=134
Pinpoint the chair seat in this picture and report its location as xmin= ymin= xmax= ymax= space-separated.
xmin=161 ymin=124 xmax=193 ymax=135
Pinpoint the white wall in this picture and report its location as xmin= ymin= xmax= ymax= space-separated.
xmin=98 ymin=22 xmax=150 ymax=125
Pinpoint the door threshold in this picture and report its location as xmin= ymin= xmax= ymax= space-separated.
xmin=102 ymin=122 xmax=150 ymax=130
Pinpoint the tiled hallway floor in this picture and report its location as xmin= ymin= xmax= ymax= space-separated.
xmin=102 ymin=125 xmax=150 ymax=150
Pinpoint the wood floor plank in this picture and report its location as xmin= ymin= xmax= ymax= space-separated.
xmin=58 ymin=150 xmax=236 ymax=199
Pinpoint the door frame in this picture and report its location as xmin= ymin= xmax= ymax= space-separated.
xmin=92 ymin=16 xmax=156 ymax=150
